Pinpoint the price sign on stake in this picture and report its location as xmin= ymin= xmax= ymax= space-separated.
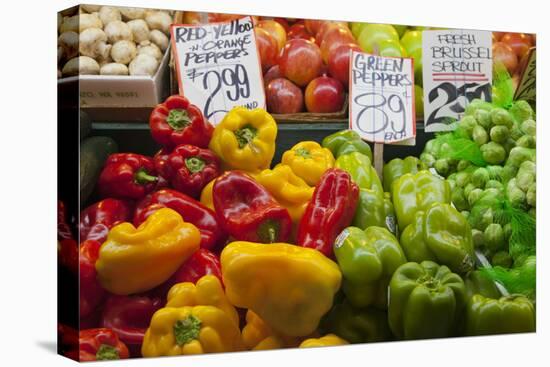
xmin=171 ymin=16 xmax=265 ymax=125
xmin=349 ymin=51 xmax=416 ymax=144
xmin=514 ymin=47 xmax=536 ymax=106
xmin=422 ymin=30 xmax=492 ymax=132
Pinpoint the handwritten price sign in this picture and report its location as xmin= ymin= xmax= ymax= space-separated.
xmin=422 ymin=30 xmax=492 ymax=132
xmin=171 ymin=16 xmax=265 ymax=124
xmin=349 ymin=51 xmax=416 ymax=144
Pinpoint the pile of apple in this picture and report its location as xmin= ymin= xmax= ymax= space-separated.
xmin=492 ymin=32 xmax=536 ymax=87
xmin=255 ymin=19 xmax=359 ymax=114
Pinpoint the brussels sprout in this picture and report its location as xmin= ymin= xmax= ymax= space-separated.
xmin=482 ymin=188 xmax=501 ymax=201
xmin=492 ymin=251 xmax=513 ymax=268
xmin=461 ymin=210 xmax=470 ymax=219
xmin=502 ymin=138 xmax=516 ymax=155
xmin=503 ymin=223 xmax=512 ymax=241
xmin=463 ymin=183 xmax=476 ymax=198
xmin=516 ymin=134 xmax=536 ymax=149
xmin=507 ymin=147 xmax=535 ymax=167
xmin=446 ymin=179 xmax=456 ymax=192
xmin=507 ymin=179 xmax=527 ymax=208
xmin=457 ymin=160 xmax=471 ymax=172
xmin=520 ymin=119 xmax=536 ymax=136
xmin=434 ymin=158 xmax=450 ymax=176
xmin=480 ymin=142 xmax=506 ymax=165
xmin=516 ymin=172 xmax=535 ymax=192
xmin=479 ymin=208 xmax=494 ymax=231
xmin=485 ymin=180 xmax=503 ymax=191
xmin=471 ymin=229 xmax=485 ymax=248
xmin=502 ymin=164 xmax=519 ymax=182
xmin=474 ymin=109 xmax=492 ymax=130
xmin=510 ymin=100 xmax=534 ymax=122
xmin=486 ymin=165 xmax=503 ymax=180
xmin=452 ymin=187 xmax=469 ymax=211
xmin=484 ymin=223 xmax=505 ymax=252
xmin=455 ymin=171 xmax=471 ymax=188
xmin=519 ymin=160 xmax=536 ymax=175
xmin=424 ymin=139 xmax=437 ymax=155
xmin=528 ymin=207 xmax=536 ymax=218
xmin=468 ymin=188 xmax=483 ymax=207
xmin=472 ymin=125 xmax=489 ymax=146
xmin=510 ymin=125 xmax=524 ymax=141
xmin=459 ymin=115 xmax=478 ymax=137
xmin=465 ymin=99 xmax=494 ymax=116
xmin=490 ymin=108 xmax=514 ymax=129
xmin=471 ymin=167 xmax=489 ymax=188
xmin=489 ymin=125 xmax=509 ymax=143
xmin=526 ymin=185 xmax=536 ymax=207
xmin=420 ymin=152 xmax=436 ymax=167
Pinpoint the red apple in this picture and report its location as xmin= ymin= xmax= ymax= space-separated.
xmin=492 ymin=31 xmax=505 ymax=42
xmin=305 ymin=76 xmax=345 ymax=113
xmin=493 ymin=42 xmax=518 ymax=74
xmin=328 ymin=43 xmax=362 ymax=88
xmin=279 ymin=39 xmax=323 ymax=87
xmin=266 ymin=78 xmax=304 ymax=114
xmin=255 ymin=28 xmax=279 ymax=72
xmin=288 ymin=23 xmax=315 ymax=43
xmin=315 ymin=22 xmax=349 ymax=46
xmin=500 ymin=33 xmax=533 ymax=60
xmin=257 ymin=20 xmax=287 ymax=52
xmin=264 ymin=64 xmax=283 ymax=86
xmin=320 ymin=26 xmax=356 ymax=63
xmin=304 ymin=19 xmax=325 ymax=36
xmin=273 ymin=18 xmax=290 ymax=32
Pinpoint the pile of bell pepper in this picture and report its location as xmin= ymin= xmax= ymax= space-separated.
xmin=60 ymin=94 xmax=535 ymax=361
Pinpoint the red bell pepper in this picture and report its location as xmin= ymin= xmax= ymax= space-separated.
xmin=169 ymin=248 xmax=223 ymax=284
xmin=79 ymin=198 xmax=134 ymax=243
xmin=79 ymin=240 xmax=105 ymax=319
xmin=213 ymin=171 xmax=292 ymax=243
xmin=152 ymin=148 xmax=171 ymax=189
xmin=101 ymin=295 xmax=163 ymax=357
xmin=149 ymin=95 xmax=214 ymax=149
xmin=134 ymin=189 xmax=226 ymax=250
xmin=58 ymin=239 xmax=78 ymax=274
xmin=297 ymin=168 xmax=359 ymax=258
xmin=157 ymin=144 xmax=221 ymax=198
xmin=97 ymin=153 xmax=158 ymax=200
xmin=78 ymin=328 xmax=130 ymax=362
xmin=58 ymin=200 xmax=74 ymax=241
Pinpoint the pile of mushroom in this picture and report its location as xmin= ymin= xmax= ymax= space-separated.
xmin=58 ymin=5 xmax=172 ymax=77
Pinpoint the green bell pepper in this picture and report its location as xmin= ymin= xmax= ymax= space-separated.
xmin=465 ymin=294 xmax=535 ymax=336
xmin=464 ymin=270 xmax=501 ymax=300
xmin=388 ymin=261 xmax=466 ymax=340
xmin=321 ymin=299 xmax=391 ymax=344
xmin=383 ymin=156 xmax=427 ymax=193
xmin=335 ymin=152 xmax=383 ymax=192
xmin=400 ymin=203 xmax=475 ymax=274
xmin=353 ymin=190 xmax=397 ymax=234
xmin=334 ymin=226 xmax=407 ymax=309
xmin=322 ymin=130 xmax=373 ymax=161
xmin=392 ymin=170 xmax=451 ymax=230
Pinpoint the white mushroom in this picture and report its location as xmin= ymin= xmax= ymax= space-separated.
xmin=79 ymin=28 xmax=112 ymax=59
xmin=97 ymin=54 xmax=113 ymax=67
xmin=145 ymin=11 xmax=172 ymax=35
xmin=81 ymin=4 xmax=101 ymax=13
xmin=127 ymin=19 xmax=150 ymax=43
xmin=100 ymin=63 xmax=129 ymax=75
xmin=129 ymin=54 xmax=159 ymax=76
xmin=149 ymin=29 xmax=169 ymax=52
xmin=119 ymin=7 xmax=146 ymax=20
xmin=104 ymin=20 xmax=133 ymax=43
xmin=60 ymin=13 xmax=102 ymax=33
xmin=57 ymin=12 xmax=63 ymax=31
xmin=98 ymin=6 xmax=121 ymax=26
xmin=137 ymin=42 xmax=162 ymax=60
xmin=62 ymin=56 xmax=100 ymax=76
xmin=111 ymin=40 xmax=137 ymax=64
xmin=58 ymin=31 xmax=79 ymax=61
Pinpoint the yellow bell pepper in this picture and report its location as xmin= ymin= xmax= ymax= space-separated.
xmin=242 ymin=310 xmax=303 ymax=350
xmin=221 ymin=241 xmax=342 ymax=337
xmin=96 ymin=208 xmax=200 ymax=295
xmin=282 ymin=141 xmax=335 ymax=186
xmin=141 ymin=305 xmax=244 ymax=356
xmin=166 ymin=275 xmax=239 ymax=328
xmin=200 ymin=178 xmax=216 ymax=211
xmin=209 ymin=107 xmax=277 ymax=172
xmin=255 ymin=164 xmax=314 ymax=223
xmin=299 ymin=334 xmax=349 ymax=348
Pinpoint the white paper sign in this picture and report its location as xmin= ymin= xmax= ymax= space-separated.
xmin=349 ymin=51 xmax=416 ymax=144
xmin=171 ymin=16 xmax=265 ymax=124
xmin=514 ymin=47 xmax=536 ymax=105
xmin=422 ymin=30 xmax=492 ymax=132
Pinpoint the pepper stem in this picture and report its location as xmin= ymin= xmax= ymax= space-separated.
xmin=257 ymin=220 xmax=280 ymax=243
xmin=173 ymin=315 xmax=202 ymax=346
xmin=185 ymin=157 xmax=206 ymax=174
xmin=167 ymin=109 xmax=192 ymax=131
xmin=96 ymin=344 xmax=120 ymax=360
xmin=234 ymin=125 xmax=258 ymax=149
xmin=134 ymin=168 xmax=158 ymax=185
xmin=295 ymin=148 xmax=312 ymax=159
